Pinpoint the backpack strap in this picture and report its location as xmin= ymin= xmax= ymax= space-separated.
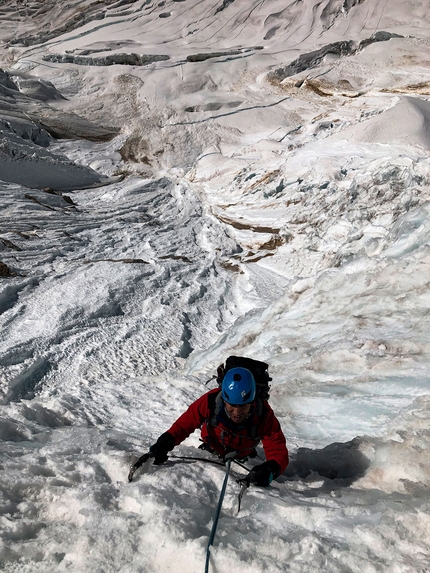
xmin=206 ymin=389 xmax=222 ymax=426
xmin=249 ymin=398 xmax=266 ymax=438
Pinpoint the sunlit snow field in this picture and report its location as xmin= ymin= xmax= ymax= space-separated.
xmin=0 ymin=1 xmax=429 ymax=572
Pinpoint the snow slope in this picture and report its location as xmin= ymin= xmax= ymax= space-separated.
xmin=0 ymin=1 xmax=429 ymax=572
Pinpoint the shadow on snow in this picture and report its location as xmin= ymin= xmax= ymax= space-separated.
xmin=280 ymin=437 xmax=370 ymax=487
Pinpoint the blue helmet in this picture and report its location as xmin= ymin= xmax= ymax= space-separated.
xmin=221 ymin=367 xmax=256 ymax=405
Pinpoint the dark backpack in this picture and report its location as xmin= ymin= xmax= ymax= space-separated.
xmin=216 ymin=355 xmax=272 ymax=400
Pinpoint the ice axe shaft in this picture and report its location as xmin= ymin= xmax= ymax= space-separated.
xmin=237 ymin=477 xmax=250 ymax=514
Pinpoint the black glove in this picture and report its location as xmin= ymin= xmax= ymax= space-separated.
xmin=247 ymin=460 xmax=280 ymax=487
xmin=149 ymin=432 xmax=175 ymax=465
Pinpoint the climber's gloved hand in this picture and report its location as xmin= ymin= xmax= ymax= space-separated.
xmin=149 ymin=432 xmax=176 ymax=465
xmin=247 ymin=460 xmax=280 ymax=487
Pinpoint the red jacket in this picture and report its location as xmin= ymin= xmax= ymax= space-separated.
xmin=167 ymin=388 xmax=289 ymax=474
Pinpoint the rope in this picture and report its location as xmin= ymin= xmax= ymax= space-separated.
xmin=204 ymin=458 xmax=232 ymax=573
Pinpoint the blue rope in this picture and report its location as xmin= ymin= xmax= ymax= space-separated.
xmin=204 ymin=458 xmax=232 ymax=573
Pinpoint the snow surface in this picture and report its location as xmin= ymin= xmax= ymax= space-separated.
xmin=0 ymin=1 xmax=430 ymax=572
